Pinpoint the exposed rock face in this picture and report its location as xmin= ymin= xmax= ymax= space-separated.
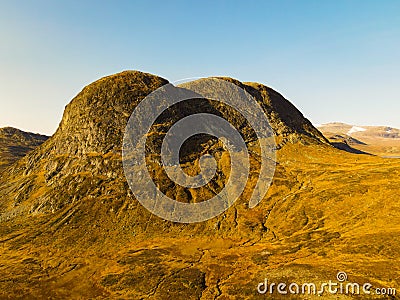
xmin=1 ymin=71 xmax=168 ymax=215
xmin=238 ymin=80 xmax=328 ymax=146
xmin=0 ymin=127 xmax=48 ymax=172
xmin=54 ymin=71 xmax=169 ymax=155
xmin=0 ymin=70 xmax=327 ymax=218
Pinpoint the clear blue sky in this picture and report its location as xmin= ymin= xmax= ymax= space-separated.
xmin=1 ymin=0 xmax=399 ymax=135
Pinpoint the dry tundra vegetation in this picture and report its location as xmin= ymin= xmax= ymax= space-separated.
xmin=0 ymin=71 xmax=399 ymax=299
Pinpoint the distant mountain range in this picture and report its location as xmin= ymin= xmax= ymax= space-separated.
xmin=317 ymin=122 xmax=400 ymax=157
xmin=0 ymin=127 xmax=48 ymax=172
xmin=317 ymin=122 xmax=400 ymax=139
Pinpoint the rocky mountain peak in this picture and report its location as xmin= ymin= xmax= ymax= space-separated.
xmin=53 ymin=71 xmax=169 ymax=155
xmin=1 ymin=70 xmax=327 ymax=217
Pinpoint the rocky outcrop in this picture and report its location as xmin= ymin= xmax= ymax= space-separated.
xmin=0 ymin=70 xmax=327 ymax=218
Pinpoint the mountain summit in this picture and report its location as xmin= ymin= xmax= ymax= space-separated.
xmin=0 ymin=71 xmax=327 ymax=218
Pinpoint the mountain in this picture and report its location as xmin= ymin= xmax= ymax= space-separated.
xmin=0 ymin=71 xmax=328 ymax=218
xmin=318 ymin=122 xmax=400 ymax=157
xmin=0 ymin=127 xmax=48 ymax=172
xmin=0 ymin=71 xmax=399 ymax=299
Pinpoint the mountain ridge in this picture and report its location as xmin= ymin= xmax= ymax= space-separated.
xmin=0 ymin=127 xmax=48 ymax=172
xmin=0 ymin=70 xmax=329 ymax=219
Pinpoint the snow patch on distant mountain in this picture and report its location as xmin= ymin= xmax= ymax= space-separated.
xmin=347 ymin=126 xmax=366 ymax=135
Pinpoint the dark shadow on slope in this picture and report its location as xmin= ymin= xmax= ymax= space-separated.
xmin=331 ymin=141 xmax=372 ymax=155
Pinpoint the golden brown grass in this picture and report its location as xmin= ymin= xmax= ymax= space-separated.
xmin=0 ymin=144 xmax=399 ymax=299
